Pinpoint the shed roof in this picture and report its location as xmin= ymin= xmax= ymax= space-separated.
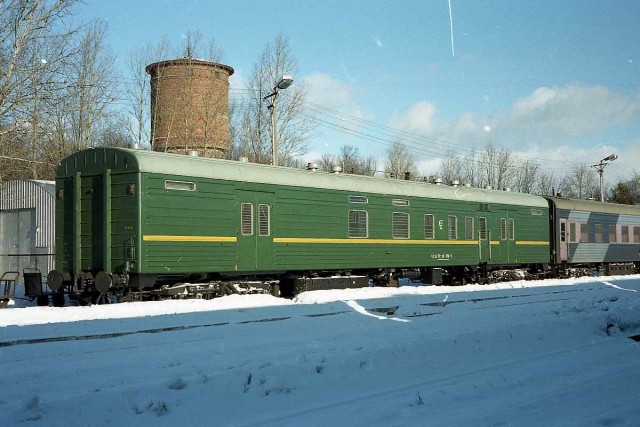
xmin=58 ymin=148 xmax=549 ymax=208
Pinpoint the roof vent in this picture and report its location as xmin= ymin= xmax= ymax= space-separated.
xmin=306 ymin=162 xmax=319 ymax=172
xmin=452 ymin=180 xmax=460 ymax=187
xmin=434 ymin=178 xmax=443 ymax=185
xmin=187 ymin=150 xmax=199 ymax=157
xmin=485 ymin=185 xmax=492 ymax=190
xmin=465 ymin=183 xmax=472 ymax=188
xmin=331 ymin=165 xmax=342 ymax=174
xmin=239 ymin=156 xmax=249 ymax=163
xmin=503 ymin=187 xmax=511 ymax=192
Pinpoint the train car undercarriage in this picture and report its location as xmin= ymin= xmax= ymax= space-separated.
xmin=32 ymin=260 xmax=640 ymax=307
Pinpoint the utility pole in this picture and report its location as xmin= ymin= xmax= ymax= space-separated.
xmin=263 ymin=75 xmax=293 ymax=166
xmin=591 ymin=154 xmax=617 ymax=202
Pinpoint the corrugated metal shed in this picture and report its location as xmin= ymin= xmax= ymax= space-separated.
xmin=0 ymin=180 xmax=55 ymax=280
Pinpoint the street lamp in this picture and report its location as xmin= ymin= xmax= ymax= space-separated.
xmin=591 ymin=153 xmax=617 ymax=202
xmin=263 ymin=75 xmax=293 ymax=166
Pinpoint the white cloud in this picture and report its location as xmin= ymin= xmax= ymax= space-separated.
xmin=508 ymin=85 xmax=640 ymax=138
xmin=388 ymin=84 xmax=640 ymax=178
xmin=303 ymin=72 xmax=370 ymax=144
xmin=389 ymin=101 xmax=437 ymax=134
xmin=304 ymin=72 xmax=358 ymax=108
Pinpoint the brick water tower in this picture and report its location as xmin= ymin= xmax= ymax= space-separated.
xmin=146 ymin=56 xmax=234 ymax=158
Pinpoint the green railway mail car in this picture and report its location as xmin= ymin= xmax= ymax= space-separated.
xmin=48 ymin=148 xmax=550 ymax=294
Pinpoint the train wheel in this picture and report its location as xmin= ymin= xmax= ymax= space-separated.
xmin=52 ymin=292 xmax=65 ymax=307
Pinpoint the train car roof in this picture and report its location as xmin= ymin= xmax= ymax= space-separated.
xmin=545 ymin=196 xmax=640 ymax=216
xmin=58 ymin=148 xmax=549 ymax=208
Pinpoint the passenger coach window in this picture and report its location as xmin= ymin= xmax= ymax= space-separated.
xmin=392 ymin=212 xmax=410 ymax=239
xmin=349 ymin=210 xmax=368 ymax=238
xmin=621 ymin=225 xmax=630 ymax=243
xmin=580 ymin=223 xmax=589 ymax=243
xmin=634 ymin=227 xmax=640 ymax=243
xmin=595 ymin=224 xmax=603 ymax=243
xmin=448 ymin=215 xmax=457 ymax=240
xmin=465 ymin=217 xmax=474 ymax=240
xmin=479 ymin=217 xmax=487 ymax=240
xmin=569 ymin=223 xmax=577 ymax=243
xmin=241 ymin=203 xmax=253 ymax=236
xmin=424 ymin=214 xmax=434 ymax=239
xmin=609 ymin=225 xmax=617 ymax=243
xmin=258 ymin=204 xmax=270 ymax=236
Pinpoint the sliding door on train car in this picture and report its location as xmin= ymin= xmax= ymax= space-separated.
xmin=496 ymin=210 xmax=517 ymax=265
xmin=236 ymin=191 xmax=275 ymax=272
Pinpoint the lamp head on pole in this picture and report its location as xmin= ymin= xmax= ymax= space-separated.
xmin=602 ymin=154 xmax=618 ymax=162
xmin=276 ymin=75 xmax=293 ymax=90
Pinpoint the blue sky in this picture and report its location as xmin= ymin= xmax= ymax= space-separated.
xmin=76 ymin=0 xmax=640 ymax=183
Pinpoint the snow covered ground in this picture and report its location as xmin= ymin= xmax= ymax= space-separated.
xmin=1 ymin=276 xmax=640 ymax=426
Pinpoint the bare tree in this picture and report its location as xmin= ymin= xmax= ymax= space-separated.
xmin=439 ymin=152 xmax=463 ymax=184
xmin=125 ymin=41 xmax=167 ymax=148
xmin=564 ymin=165 xmax=598 ymax=199
xmin=316 ymin=145 xmax=377 ymax=175
xmin=477 ymin=144 xmax=516 ymax=189
xmin=66 ymin=20 xmax=118 ymax=149
xmin=513 ymin=159 xmax=540 ymax=193
xmin=234 ymin=34 xmax=314 ymax=165
xmin=0 ymin=0 xmax=79 ymax=134
xmin=384 ymin=141 xmax=418 ymax=179
xmin=0 ymin=0 xmax=80 ymax=182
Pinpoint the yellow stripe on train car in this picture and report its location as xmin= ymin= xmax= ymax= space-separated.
xmin=143 ymin=235 xmax=237 ymax=242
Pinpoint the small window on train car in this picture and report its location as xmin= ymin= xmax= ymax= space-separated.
xmin=241 ymin=203 xmax=253 ymax=236
xmin=479 ymin=217 xmax=488 ymax=240
xmin=392 ymin=212 xmax=410 ymax=239
xmin=580 ymin=223 xmax=589 ymax=243
xmin=569 ymin=222 xmax=578 ymax=243
xmin=621 ymin=225 xmax=630 ymax=243
xmin=531 ymin=209 xmax=542 ymax=216
xmin=609 ymin=225 xmax=617 ymax=243
xmin=448 ymin=215 xmax=458 ymax=240
xmin=508 ymin=219 xmax=515 ymax=241
xmin=165 ymin=180 xmax=196 ymax=191
xmin=348 ymin=210 xmax=368 ymax=238
xmin=392 ymin=199 xmax=409 ymax=207
xmin=348 ymin=195 xmax=368 ymax=204
xmin=595 ymin=224 xmax=604 ymax=243
xmin=465 ymin=217 xmax=474 ymax=240
xmin=634 ymin=227 xmax=640 ymax=243
xmin=424 ymin=214 xmax=435 ymax=239
xmin=258 ymin=204 xmax=270 ymax=237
